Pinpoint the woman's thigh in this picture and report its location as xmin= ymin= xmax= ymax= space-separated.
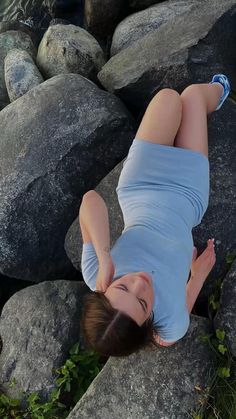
xmin=174 ymin=85 xmax=208 ymax=158
xmin=135 ymin=88 xmax=182 ymax=147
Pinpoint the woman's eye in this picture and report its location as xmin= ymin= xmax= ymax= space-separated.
xmin=140 ymin=299 xmax=147 ymax=310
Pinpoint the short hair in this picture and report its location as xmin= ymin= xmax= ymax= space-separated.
xmin=80 ymin=291 xmax=159 ymax=357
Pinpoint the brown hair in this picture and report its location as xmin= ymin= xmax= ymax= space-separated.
xmin=80 ymin=291 xmax=159 ymax=357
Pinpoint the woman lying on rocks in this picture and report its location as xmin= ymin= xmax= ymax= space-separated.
xmin=79 ymin=74 xmax=230 ymax=357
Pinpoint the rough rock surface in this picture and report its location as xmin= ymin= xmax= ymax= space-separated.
xmin=0 ymin=280 xmax=90 ymax=401
xmin=37 ymin=24 xmax=106 ymax=83
xmin=214 ymin=259 xmax=236 ymax=357
xmin=0 ymin=30 xmax=36 ymax=109
xmin=0 ymin=20 xmax=39 ymax=47
xmin=5 ymin=48 xmax=44 ymax=101
xmin=67 ymin=315 xmax=215 ymax=419
xmin=0 ymin=73 xmax=136 ymax=282
xmin=98 ymin=1 xmax=236 ymax=114
xmin=111 ymin=0 xmax=194 ymax=56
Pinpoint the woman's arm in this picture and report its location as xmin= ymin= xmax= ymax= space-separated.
xmin=186 ymin=274 xmax=206 ymax=314
xmin=79 ymin=190 xmax=111 ymax=264
xmin=186 ymin=239 xmax=216 ymax=313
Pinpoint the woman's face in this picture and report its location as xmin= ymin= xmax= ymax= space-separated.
xmin=105 ymin=272 xmax=155 ymax=326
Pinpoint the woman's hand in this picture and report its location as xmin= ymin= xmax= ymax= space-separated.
xmin=191 ymin=239 xmax=216 ymax=281
xmin=96 ymin=255 xmax=115 ymax=292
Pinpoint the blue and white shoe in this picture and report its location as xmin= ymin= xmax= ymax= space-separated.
xmin=210 ymin=74 xmax=231 ymax=111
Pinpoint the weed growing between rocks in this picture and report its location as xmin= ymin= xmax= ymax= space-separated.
xmin=191 ymin=252 xmax=236 ymax=419
xmin=0 ymin=342 xmax=107 ymax=418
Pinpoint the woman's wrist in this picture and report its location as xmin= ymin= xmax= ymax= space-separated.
xmin=98 ymin=246 xmax=111 ymax=264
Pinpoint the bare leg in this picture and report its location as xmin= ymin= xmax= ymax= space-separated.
xmin=174 ymin=83 xmax=223 ymax=158
xmin=135 ymin=88 xmax=182 ymax=146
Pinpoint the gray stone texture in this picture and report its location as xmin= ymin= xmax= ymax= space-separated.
xmin=0 ymin=73 xmax=136 ymax=281
xmin=98 ymin=1 xmax=236 ymax=113
xmin=214 ymin=259 xmax=236 ymax=357
xmin=0 ymin=20 xmax=39 ymax=47
xmin=68 ymin=316 xmax=215 ymax=419
xmin=36 ymin=24 xmax=106 ymax=83
xmin=5 ymin=48 xmax=44 ymax=102
xmin=0 ymin=30 xmax=36 ymax=109
xmin=111 ymin=0 xmax=194 ymax=56
xmin=0 ymin=280 xmax=90 ymax=401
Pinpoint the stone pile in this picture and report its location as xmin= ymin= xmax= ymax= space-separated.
xmin=0 ymin=1 xmax=236 ymax=417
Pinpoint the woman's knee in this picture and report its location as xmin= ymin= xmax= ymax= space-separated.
xmin=150 ymin=88 xmax=182 ymax=112
xmin=180 ymin=84 xmax=203 ymax=101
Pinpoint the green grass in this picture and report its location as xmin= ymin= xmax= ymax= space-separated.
xmin=191 ymin=251 xmax=236 ymax=419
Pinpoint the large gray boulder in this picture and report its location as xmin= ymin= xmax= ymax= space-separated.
xmin=214 ymin=259 xmax=236 ymax=357
xmin=0 ymin=30 xmax=36 ymax=109
xmin=5 ymin=48 xmax=44 ymax=101
xmin=0 ymin=73 xmax=136 ymax=282
xmin=0 ymin=20 xmax=39 ymax=47
xmin=0 ymin=280 xmax=90 ymax=401
xmin=98 ymin=1 xmax=236 ymax=113
xmin=68 ymin=315 xmax=215 ymax=419
xmin=37 ymin=24 xmax=106 ymax=83
xmin=111 ymin=0 xmax=193 ymax=56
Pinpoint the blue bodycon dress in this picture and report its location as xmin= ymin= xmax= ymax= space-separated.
xmin=81 ymin=138 xmax=210 ymax=342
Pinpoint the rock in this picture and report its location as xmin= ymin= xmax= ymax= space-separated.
xmin=0 ymin=30 xmax=36 ymax=109
xmin=84 ymin=0 xmax=127 ymax=39
xmin=214 ymin=259 xmax=236 ymax=357
xmin=5 ymin=49 xmax=44 ymax=102
xmin=0 ymin=280 xmax=90 ymax=401
xmin=98 ymin=1 xmax=236 ymax=113
xmin=111 ymin=1 xmax=195 ymax=56
xmin=49 ymin=18 xmax=71 ymax=27
xmin=129 ymin=0 xmax=163 ymax=11
xmin=0 ymin=73 xmax=136 ymax=282
xmin=67 ymin=315 xmax=215 ymax=418
xmin=0 ymin=274 xmax=34 ymax=315
xmin=0 ymin=20 xmax=39 ymax=47
xmin=36 ymin=24 xmax=106 ymax=83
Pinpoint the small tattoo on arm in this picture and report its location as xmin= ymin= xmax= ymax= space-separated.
xmin=103 ymin=246 xmax=110 ymax=253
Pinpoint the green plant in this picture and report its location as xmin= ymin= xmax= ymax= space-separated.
xmin=191 ymin=251 xmax=236 ymax=418
xmin=0 ymin=342 xmax=106 ymax=419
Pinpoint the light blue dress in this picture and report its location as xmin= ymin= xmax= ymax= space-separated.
xmin=81 ymin=139 xmax=210 ymax=342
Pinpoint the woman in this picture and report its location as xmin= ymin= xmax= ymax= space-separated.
xmin=79 ymin=74 xmax=230 ymax=357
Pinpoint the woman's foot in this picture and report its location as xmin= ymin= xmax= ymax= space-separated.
xmin=210 ymin=74 xmax=231 ymax=111
xmin=191 ymin=239 xmax=216 ymax=281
